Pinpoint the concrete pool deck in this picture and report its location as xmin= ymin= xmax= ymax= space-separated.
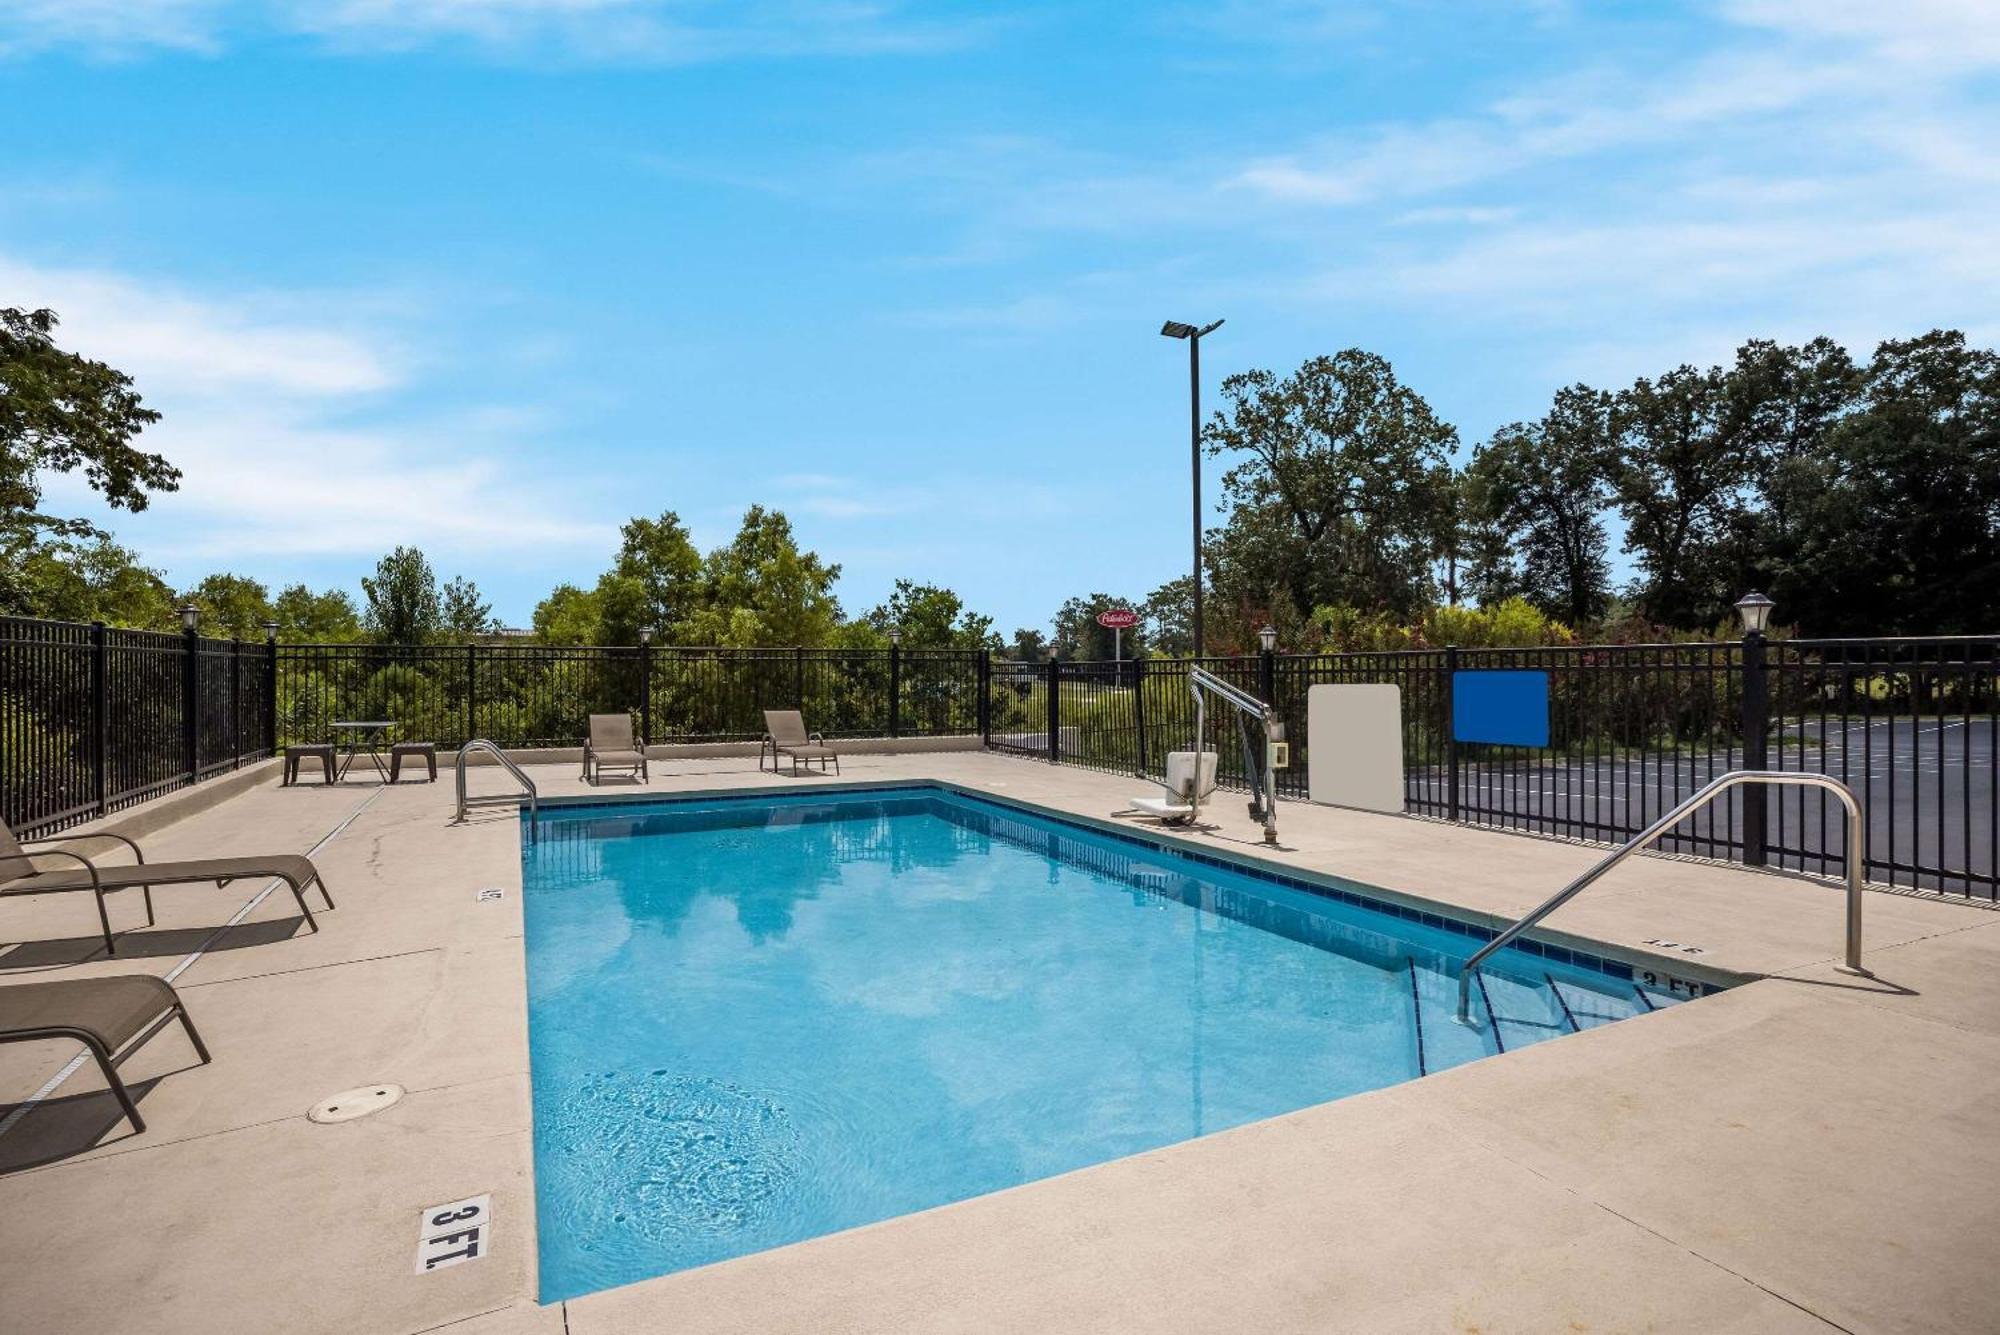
xmin=2 ymin=749 xmax=1997 ymax=1333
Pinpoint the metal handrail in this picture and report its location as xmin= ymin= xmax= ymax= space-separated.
xmin=1454 ymin=770 xmax=1869 ymax=1025
xmin=1187 ymin=666 xmax=1284 ymax=845
xmin=454 ymin=739 xmax=539 ymax=840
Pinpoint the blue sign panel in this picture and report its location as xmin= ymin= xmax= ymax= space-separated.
xmin=1452 ymin=670 xmax=1550 ymax=747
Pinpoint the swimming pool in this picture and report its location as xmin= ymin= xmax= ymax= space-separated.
xmin=522 ymin=785 xmax=1705 ymax=1301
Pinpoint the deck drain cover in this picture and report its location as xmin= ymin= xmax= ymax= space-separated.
xmin=309 ymin=1083 xmax=406 ymax=1124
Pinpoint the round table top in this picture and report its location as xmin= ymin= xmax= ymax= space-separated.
xmin=330 ymin=720 xmax=395 ymax=730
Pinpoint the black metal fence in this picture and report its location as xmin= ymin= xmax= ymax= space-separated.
xmin=1 ymin=616 xmax=277 ymax=836
xmin=4 ymin=613 xmax=1994 ymax=901
xmin=1004 ymin=636 xmax=1998 ymax=901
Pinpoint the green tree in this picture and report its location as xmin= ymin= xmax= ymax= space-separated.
xmin=273 ymin=583 xmax=362 ymax=641
xmin=362 ymin=546 xmax=441 ymax=645
xmin=684 ymin=506 xmax=843 ymax=646
xmin=1611 ymin=364 xmax=1757 ymax=628
xmin=608 ymin=511 xmax=704 ymax=642
xmin=1770 ymin=331 xmax=1999 ymax=634
xmin=1141 ymin=576 xmax=1193 ymax=656
xmin=440 ymin=575 xmax=496 ymax=639
xmin=1464 ymin=385 xmax=1617 ymax=625
xmin=532 ymin=583 xmax=603 ymax=644
xmin=0 ymin=532 xmax=176 ymax=627
xmin=1 ymin=307 xmax=175 ymax=543
xmin=866 ymin=580 xmax=997 ymax=650
xmin=182 ymin=573 xmax=274 ymax=639
xmin=1203 ymin=350 xmax=1459 ymax=628
xmin=1006 ymin=627 xmax=1048 ymax=662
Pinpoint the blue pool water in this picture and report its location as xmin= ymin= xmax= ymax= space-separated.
xmin=523 ymin=786 xmax=1697 ymax=1300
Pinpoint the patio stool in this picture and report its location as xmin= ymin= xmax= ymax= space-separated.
xmin=284 ymin=744 xmax=336 ymax=786
xmin=390 ymin=741 xmax=438 ymax=783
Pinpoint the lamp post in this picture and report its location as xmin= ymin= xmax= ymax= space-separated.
xmin=887 ymin=625 xmax=902 ymax=739
xmin=178 ymin=604 xmax=200 ymax=633
xmin=1257 ymin=624 xmax=1277 ymax=703
xmin=1161 ymin=317 xmax=1224 ymax=657
xmin=1735 ymin=592 xmax=1775 ymax=866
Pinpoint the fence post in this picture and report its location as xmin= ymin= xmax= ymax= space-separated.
xmin=977 ymin=649 xmax=991 ymax=746
xmin=265 ymin=628 xmax=278 ymax=755
xmin=182 ymin=621 xmax=200 ymax=784
xmin=1133 ymin=656 xmax=1148 ymax=778
xmin=1445 ymin=645 xmax=1461 ymax=823
xmin=1046 ymin=656 xmax=1061 ymax=765
xmin=794 ymin=644 xmax=805 ymax=706
xmin=231 ymin=638 xmax=243 ymax=768
xmin=888 ymin=641 xmax=902 ymax=739
xmin=92 ymin=621 xmax=109 ymax=816
xmin=465 ymin=642 xmax=478 ymax=745
xmin=642 ymin=638 xmax=654 ymax=745
xmin=1741 ymin=629 xmax=1769 ymax=866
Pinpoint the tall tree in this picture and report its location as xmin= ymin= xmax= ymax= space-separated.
xmin=1772 ymin=331 xmax=1999 ymax=634
xmin=1203 ymin=350 xmax=1459 ymax=626
xmin=867 ymin=580 xmax=997 ymax=650
xmin=1610 ymin=364 xmax=1757 ymax=628
xmin=273 ymin=583 xmax=362 ymax=641
xmin=1 ymin=307 xmax=176 ymax=542
xmin=182 ymin=573 xmax=274 ymax=639
xmin=607 ymin=511 xmax=704 ymax=643
xmin=686 ymin=506 xmax=843 ymax=646
xmin=1141 ymin=575 xmax=1194 ymax=656
xmin=440 ymin=575 xmax=496 ymax=639
xmin=362 ymin=546 xmax=441 ymax=645
xmin=1464 ymin=385 xmax=1617 ymax=625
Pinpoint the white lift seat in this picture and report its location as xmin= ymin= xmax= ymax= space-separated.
xmin=1129 ymin=750 xmax=1219 ymax=823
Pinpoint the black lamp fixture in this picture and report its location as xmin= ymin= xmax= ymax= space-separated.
xmin=888 ymin=626 xmax=902 ymax=647
xmin=178 ymin=604 xmax=200 ymax=633
xmin=262 ymin=619 xmax=279 ymax=643
xmin=1735 ymin=591 xmax=1775 ymax=636
xmin=638 ymin=625 xmax=656 ymax=645
xmin=1160 ymin=316 xmax=1225 ymax=658
xmin=1258 ymin=624 xmax=1278 ymax=653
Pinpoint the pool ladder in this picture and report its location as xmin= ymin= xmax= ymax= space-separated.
xmin=1454 ymin=770 xmax=1869 ymax=1026
xmin=454 ymin=739 xmax=539 ymax=841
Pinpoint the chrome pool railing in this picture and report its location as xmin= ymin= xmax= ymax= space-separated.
xmin=454 ymin=739 xmax=539 ymax=841
xmin=1454 ymin=770 xmax=1869 ymax=1026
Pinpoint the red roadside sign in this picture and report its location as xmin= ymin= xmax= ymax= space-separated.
xmin=1096 ymin=609 xmax=1140 ymax=629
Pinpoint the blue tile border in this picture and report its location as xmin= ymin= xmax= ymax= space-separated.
xmin=527 ymin=780 xmax=1662 ymax=985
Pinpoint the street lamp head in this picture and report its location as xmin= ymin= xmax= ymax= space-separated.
xmin=638 ymin=625 xmax=656 ymax=645
xmin=178 ymin=604 xmax=200 ymax=633
xmin=1159 ymin=318 xmax=1224 ymax=340
xmin=1735 ymin=591 xmax=1775 ymax=635
xmin=1258 ymin=624 xmax=1278 ymax=653
xmin=888 ymin=626 xmax=902 ymax=647
xmin=261 ymin=619 xmax=279 ymax=643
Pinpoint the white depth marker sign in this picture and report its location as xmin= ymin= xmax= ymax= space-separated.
xmin=416 ymin=1194 xmax=491 ymax=1274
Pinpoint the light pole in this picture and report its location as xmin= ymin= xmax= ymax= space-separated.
xmin=1161 ymin=318 xmax=1223 ymax=658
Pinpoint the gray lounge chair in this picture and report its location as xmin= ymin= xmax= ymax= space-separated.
xmin=583 ymin=713 xmax=648 ymax=784
xmin=0 ymin=973 xmax=210 ymax=1135
xmin=761 ymin=710 xmax=841 ymax=776
xmin=0 ymin=820 xmax=335 ymax=957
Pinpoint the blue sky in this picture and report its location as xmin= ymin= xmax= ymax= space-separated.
xmin=3 ymin=1 xmax=1995 ymax=634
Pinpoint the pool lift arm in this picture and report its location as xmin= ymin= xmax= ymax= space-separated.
xmin=1185 ymin=666 xmax=1287 ymax=845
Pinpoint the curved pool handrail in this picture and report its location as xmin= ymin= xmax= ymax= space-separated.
xmin=455 ymin=739 xmax=539 ymax=840
xmin=1455 ymin=770 xmax=1868 ymax=1025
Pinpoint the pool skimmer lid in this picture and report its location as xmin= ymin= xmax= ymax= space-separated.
xmin=309 ymin=1083 xmax=406 ymax=1124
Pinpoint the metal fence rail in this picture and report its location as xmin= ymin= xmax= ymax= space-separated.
xmin=4 ymin=614 xmax=1993 ymax=901
xmin=1014 ymin=636 xmax=1997 ymax=902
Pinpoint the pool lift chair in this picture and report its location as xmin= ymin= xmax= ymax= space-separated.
xmin=1129 ymin=666 xmax=1288 ymax=845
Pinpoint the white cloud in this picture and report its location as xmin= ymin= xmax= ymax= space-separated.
xmin=11 ymin=253 xmax=610 ymax=572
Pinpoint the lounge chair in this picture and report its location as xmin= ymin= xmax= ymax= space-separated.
xmin=761 ymin=710 xmax=841 ymax=776
xmin=583 ymin=713 xmax=649 ymax=784
xmin=1128 ymin=750 xmax=1219 ymax=825
xmin=0 ymin=820 xmax=335 ymax=957
xmin=0 ymin=973 xmax=210 ymax=1135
